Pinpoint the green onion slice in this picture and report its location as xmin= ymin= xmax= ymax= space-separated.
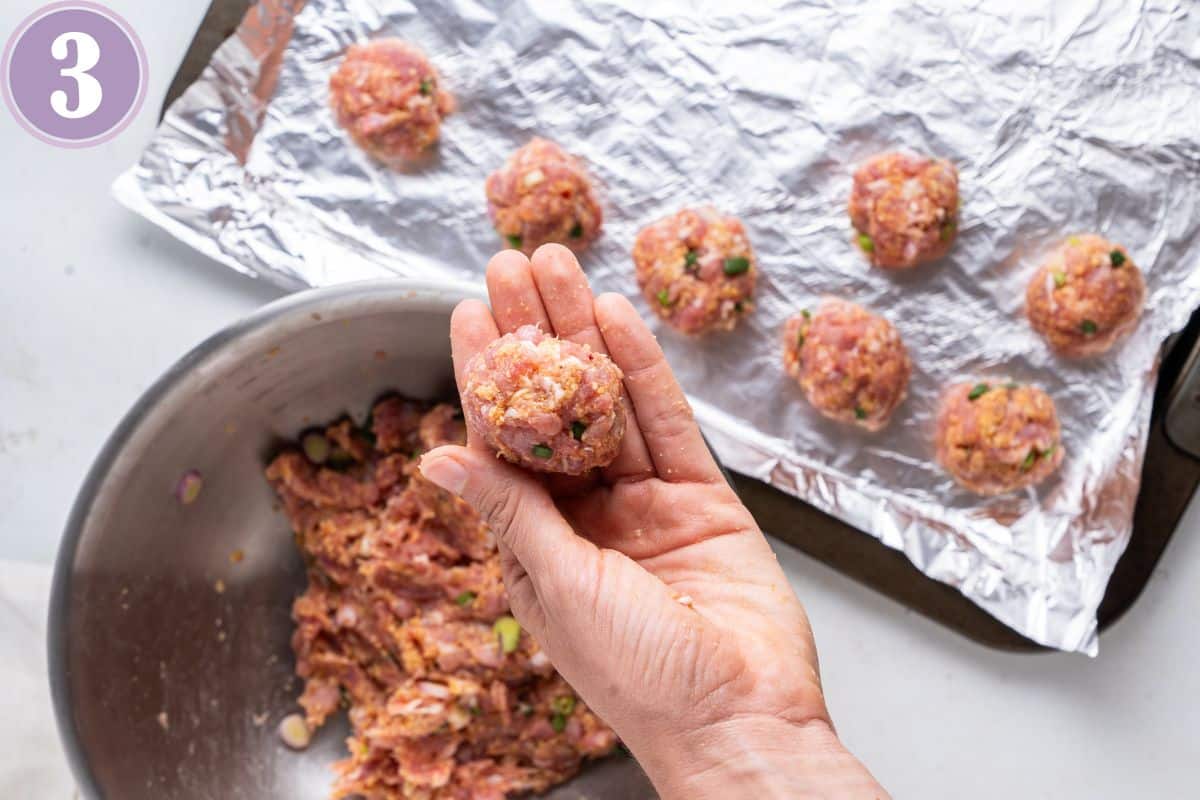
xmin=967 ymin=383 xmax=990 ymax=400
xmin=531 ymin=443 xmax=553 ymax=459
xmin=493 ymin=615 xmax=521 ymax=654
xmin=723 ymin=256 xmax=751 ymax=276
xmin=302 ymin=432 xmax=330 ymax=464
xmin=551 ymin=695 xmax=576 ymax=716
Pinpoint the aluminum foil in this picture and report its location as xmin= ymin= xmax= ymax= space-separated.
xmin=113 ymin=0 xmax=1200 ymax=654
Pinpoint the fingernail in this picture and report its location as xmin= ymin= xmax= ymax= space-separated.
xmin=419 ymin=454 xmax=468 ymax=496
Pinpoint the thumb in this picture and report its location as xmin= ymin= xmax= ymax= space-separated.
xmin=418 ymin=445 xmax=592 ymax=583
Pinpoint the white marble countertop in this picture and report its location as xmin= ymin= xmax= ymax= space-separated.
xmin=2 ymin=1 xmax=1197 ymax=797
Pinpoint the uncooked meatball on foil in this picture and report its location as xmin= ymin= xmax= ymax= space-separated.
xmin=782 ymin=298 xmax=911 ymax=431
xmin=633 ymin=206 xmax=757 ymax=336
xmin=462 ymin=325 xmax=625 ymax=475
xmin=485 ymin=138 xmax=603 ymax=256
xmin=935 ymin=381 xmax=1065 ymax=496
xmin=1026 ymin=234 xmax=1145 ymax=358
xmin=848 ymin=151 xmax=959 ymax=269
xmin=329 ymin=38 xmax=454 ymax=164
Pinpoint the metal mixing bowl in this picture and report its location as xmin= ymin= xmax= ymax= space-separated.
xmin=49 ymin=280 xmax=655 ymax=799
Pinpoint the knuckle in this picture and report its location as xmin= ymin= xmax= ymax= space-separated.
xmin=473 ymin=480 xmax=525 ymax=544
xmin=642 ymin=395 xmax=694 ymax=431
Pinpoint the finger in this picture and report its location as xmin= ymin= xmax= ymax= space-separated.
xmin=450 ymin=299 xmax=500 ymax=395
xmin=594 ymin=293 xmax=722 ymax=483
xmin=449 ymin=300 xmax=500 ymax=450
xmin=418 ymin=445 xmax=595 ymax=594
xmin=486 ymin=249 xmax=551 ymax=333
xmin=527 ymin=244 xmax=608 ymax=352
xmin=528 ymin=244 xmax=655 ymax=482
xmin=494 ymin=538 xmax=548 ymax=640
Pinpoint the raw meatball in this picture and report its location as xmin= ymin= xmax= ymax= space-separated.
xmin=485 ymin=138 xmax=602 ymax=256
xmin=782 ymin=298 xmax=910 ymax=431
xmin=848 ymin=151 xmax=959 ymax=269
xmin=329 ymin=39 xmax=453 ymax=164
xmin=462 ymin=325 xmax=625 ymax=475
xmin=1026 ymin=235 xmax=1145 ymax=358
xmin=633 ymin=207 xmax=757 ymax=336
xmin=935 ymin=381 xmax=1064 ymax=496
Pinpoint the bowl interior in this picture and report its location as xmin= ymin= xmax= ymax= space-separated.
xmin=51 ymin=281 xmax=654 ymax=799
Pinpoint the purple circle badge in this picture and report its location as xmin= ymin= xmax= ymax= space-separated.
xmin=2 ymin=2 xmax=147 ymax=147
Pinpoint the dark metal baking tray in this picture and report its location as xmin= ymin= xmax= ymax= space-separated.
xmin=163 ymin=0 xmax=1200 ymax=652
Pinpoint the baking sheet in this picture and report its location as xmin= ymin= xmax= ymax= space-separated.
xmin=113 ymin=0 xmax=1200 ymax=654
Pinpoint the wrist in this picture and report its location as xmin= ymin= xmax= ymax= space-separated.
xmin=629 ymin=714 xmax=889 ymax=800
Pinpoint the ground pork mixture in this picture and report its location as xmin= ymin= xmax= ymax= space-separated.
xmin=461 ymin=325 xmax=625 ymax=475
xmin=329 ymin=39 xmax=454 ymax=164
xmin=632 ymin=206 xmax=757 ymax=336
xmin=934 ymin=381 xmax=1065 ymax=496
xmin=848 ymin=151 xmax=959 ymax=269
xmin=1025 ymin=234 xmax=1145 ymax=358
xmin=783 ymin=298 xmax=911 ymax=431
xmin=484 ymin=138 xmax=603 ymax=256
xmin=266 ymin=396 xmax=617 ymax=799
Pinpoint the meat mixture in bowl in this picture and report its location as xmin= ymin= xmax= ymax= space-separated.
xmin=266 ymin=396 xmax=617 ymax=799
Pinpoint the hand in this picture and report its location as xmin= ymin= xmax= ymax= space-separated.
xmin=420 ymin=245 xmax=888 ymax=800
